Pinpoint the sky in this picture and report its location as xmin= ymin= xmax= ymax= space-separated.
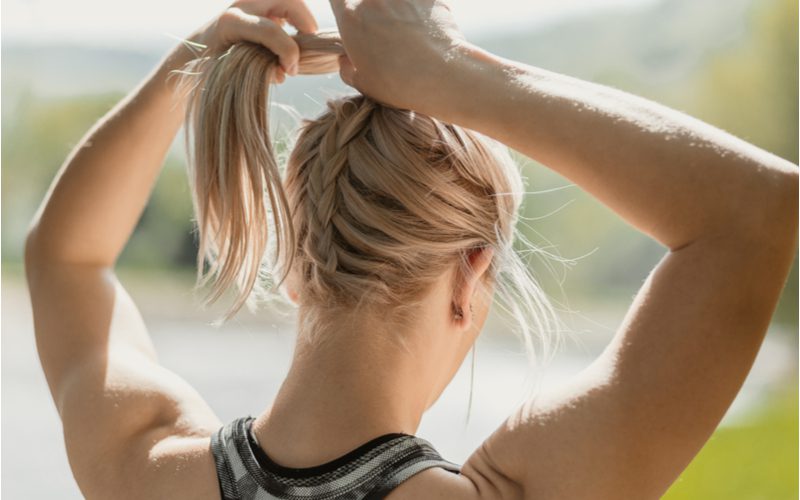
xmin=3 ymin=0 xmax=654 ymax=47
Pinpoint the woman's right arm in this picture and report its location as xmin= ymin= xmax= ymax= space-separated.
xmin=330 ymin=1 xmax=798 ymax=498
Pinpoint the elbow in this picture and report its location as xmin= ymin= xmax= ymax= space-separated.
xmin=24 ymin=222 xmax=45 ymax=277
xmin=25 ymin=219 xmax=116 ymax=271
xmin=784 ymin=167 xmax=798 ymax=229
xmin=767 ymin=165 xmax=798 ymax=248
xmin=23 ymin=219 xmax=65 ymax=274
xmin=737 ymin=163 xmax=798 ymax=262
xmin=24 ymin=222 xmax=39 ymax=265
xmin=700 ymin=161 xmax=798 ymax=265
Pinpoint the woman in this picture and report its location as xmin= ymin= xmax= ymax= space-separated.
xmin=24 ymin=0 xmax=797 ymax=499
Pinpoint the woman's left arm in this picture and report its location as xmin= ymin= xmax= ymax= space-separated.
xmin=24 ymin=2 xmax=316 ymax=498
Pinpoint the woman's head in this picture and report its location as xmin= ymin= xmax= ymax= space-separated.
xmin=284 ymin=94 xmax=520 ymax=331
xmin=179 ymin=31 xmax=556 ymax=366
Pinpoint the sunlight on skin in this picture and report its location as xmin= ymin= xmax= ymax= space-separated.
xmin=4 ymin=0 xmax=654 ymax=45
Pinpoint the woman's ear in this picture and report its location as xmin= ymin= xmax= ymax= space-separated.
xmin=452 ymin=247 xmax=494 ymax=327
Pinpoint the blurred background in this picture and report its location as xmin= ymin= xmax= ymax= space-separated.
xmin=2 ymin=0 xmax=797 ymax=498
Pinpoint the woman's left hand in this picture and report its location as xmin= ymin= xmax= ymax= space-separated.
xmin=192 ymin=0 xmax=318 ymax=82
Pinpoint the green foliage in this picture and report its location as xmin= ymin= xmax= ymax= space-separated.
xmin=665 ymin=384 xmax=798 ymax=499
xmin=117 ymin=157 xmax=197 ymax=269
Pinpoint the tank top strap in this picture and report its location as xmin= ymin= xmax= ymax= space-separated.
xmin=210 ymin=415 xmax=461 ymax=500
xmin=209 ymin=416 xmax=252 ymax=500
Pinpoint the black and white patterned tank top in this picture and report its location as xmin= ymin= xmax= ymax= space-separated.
xmin=210 ymin=415 xmax=462 ymax=500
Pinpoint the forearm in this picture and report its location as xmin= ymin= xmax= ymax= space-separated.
xmin=26 ymin=41 xmax=197 ymax=266
xmin=443 ymin=44 xmax=797 ymax=250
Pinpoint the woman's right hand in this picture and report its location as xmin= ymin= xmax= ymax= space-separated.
xmin=329 ymin=0 xmax=471 ymax=116
xmin=189 ymin=0 xmax=318 ymax=81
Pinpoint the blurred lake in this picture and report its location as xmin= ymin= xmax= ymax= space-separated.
xmin=2 ymin=268 xmax=796 ymax=499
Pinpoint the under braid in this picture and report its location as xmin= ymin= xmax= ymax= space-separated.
xmin=288 ymin=97 xmax=390 ymax=305
xmin=309 ymin=100 xmax=374 ymax=288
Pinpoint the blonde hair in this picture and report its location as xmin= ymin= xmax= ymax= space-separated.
xmin=179 ymin=31 xmax=558 ymax=361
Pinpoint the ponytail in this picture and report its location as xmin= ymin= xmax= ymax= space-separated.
xmin=180 ymin=31 xmax=344 ymax=320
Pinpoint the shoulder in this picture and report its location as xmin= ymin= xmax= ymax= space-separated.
xmin=384 ymin=441 xmax=524 ymax=500
xmin=81 ymin=427 xmax=221 ymax=500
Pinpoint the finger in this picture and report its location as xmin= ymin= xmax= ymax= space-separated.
xmin=283 ymin=1 xmax=318 ymax=34
xmin=235 ymin=0 xmax=318 ymax=33
xmin=233 ymin=0 xmax=284 ymax=15
xmin=328 ymin=0 xmax=345 ymax=18
xmin=234 ymin=12 xmax=301 ymax=74
xmin=270 ymin=66 xmax=286 ymax=83
xmin=328 ymin=0 xmax=351 ymax=30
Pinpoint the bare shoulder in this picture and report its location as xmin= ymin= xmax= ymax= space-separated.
xmin=385 ymin=444 xmax=524 ymax=500
xmin=92 ymin=432 xmax=220 ymax=500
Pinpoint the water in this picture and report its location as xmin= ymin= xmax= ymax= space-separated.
xmin=2 ymin=275 xmax=794 ymax=499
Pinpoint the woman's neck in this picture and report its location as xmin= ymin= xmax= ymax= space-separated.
xmin=251 ymin=320 xmax=438 ymax=468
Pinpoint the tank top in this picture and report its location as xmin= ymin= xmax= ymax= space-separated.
xmin=210 ymin=415 xmax=462 ymax=500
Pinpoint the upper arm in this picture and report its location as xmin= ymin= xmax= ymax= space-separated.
xmin=25 ymin=254 xmax=222 ymax=499
xmin=464 ymin=224 xmax=797 ymax=499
